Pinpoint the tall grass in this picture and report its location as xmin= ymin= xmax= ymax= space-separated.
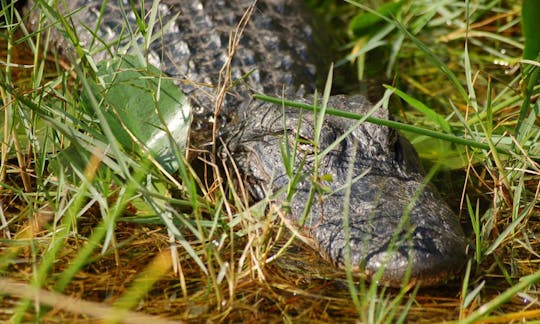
xmin=0 ymin=0 xmax=538 ymax=323
xmin=344 ymin=0 xmax=540 ymax=322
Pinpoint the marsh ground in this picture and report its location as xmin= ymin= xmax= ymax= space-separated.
xmin=1 ymin=0 xmax=539 ymax=322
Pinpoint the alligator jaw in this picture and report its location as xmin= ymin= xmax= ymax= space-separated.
xmin=311 ymin=175 xmax=468 ymax=287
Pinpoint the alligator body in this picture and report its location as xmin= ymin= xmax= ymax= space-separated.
xmin=24 ymin=0 xmax=468 ymax=286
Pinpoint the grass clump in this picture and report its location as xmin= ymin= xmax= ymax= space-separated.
xmin=343 ymin=0 xmax=540 ymax=321
xmin=0 ymin=0 xmax=539 ymax=323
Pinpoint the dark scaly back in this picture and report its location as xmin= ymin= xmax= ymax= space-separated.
xmin=153 ymin=0 xmax=329 ymax=132
xmin=24 ymin=0 xmax=326 ymax=114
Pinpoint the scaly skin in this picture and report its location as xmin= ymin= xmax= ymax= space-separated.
xmin=23 ymin=0 xmax=468 ymax=286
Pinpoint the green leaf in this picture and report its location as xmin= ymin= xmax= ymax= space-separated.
xmin=517 ymin=0 xmax=540 ymax=137
xmin=522 ymin=0 xmax=540 ymax=61
xmin=84 ymin=55 xmax=192 ymax=173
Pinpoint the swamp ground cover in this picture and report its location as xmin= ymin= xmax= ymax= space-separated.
xmin=0 ymin=0 xmax=539 ymax=322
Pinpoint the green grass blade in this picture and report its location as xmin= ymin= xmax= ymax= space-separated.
xmin=386 ymin=86 xmax=452 ymax=133
xmin=253 ymin=93 xmax=520 ymax=157
xmin=345 ymin=0 xmax=469 ymax=103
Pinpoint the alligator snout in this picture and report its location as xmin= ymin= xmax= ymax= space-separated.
xmin=313 ymin=176 xmax=467 ymax=286
xmin=228 ymin=95 xmax=468 ymax=286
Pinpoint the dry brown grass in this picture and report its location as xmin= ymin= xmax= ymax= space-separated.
xmin=1 ymin=1 xmax=540 ymax=322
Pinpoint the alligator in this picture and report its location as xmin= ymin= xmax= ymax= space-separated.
xmin=22 ymin=0 xmax=468 ymax=287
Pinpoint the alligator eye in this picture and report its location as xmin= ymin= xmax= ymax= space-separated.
xmin=393 ymin=134 xmax=423 ymax=174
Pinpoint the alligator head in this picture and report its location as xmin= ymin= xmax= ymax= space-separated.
xmin=225 ymin=94 xmax=468 ymax=287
